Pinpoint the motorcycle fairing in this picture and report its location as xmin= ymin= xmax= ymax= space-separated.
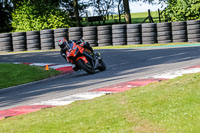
xmin=76 ymin=56 xmax=88 ymax=63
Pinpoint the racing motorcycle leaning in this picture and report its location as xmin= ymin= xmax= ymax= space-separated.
xmin=58 ymin=38 xmax=106 ymax=74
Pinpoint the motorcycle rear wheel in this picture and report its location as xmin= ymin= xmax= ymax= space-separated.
xmin=77 ymin=59 xmax=95 ymax=74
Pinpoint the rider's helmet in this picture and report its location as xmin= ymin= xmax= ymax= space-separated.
xmin=58 ymin=37 xmax=67 ymax=48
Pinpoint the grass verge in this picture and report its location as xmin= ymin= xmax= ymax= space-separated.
xmin=0 ymin=63 xmax=61 ymax=89
xmin=82 ymin=11 xmax=160 ymax=26
xmin=0 ymin=72 xmax=200 ymax=132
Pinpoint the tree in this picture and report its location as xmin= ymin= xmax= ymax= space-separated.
xmin=92 ymin=0 xmax=115 ymax=23
xmin=60 ymin=0 xmax=89 ymax=26
xmin=162 ymin=0 xmax=200 ymax=21
xmin=73 ymin=0 xmax=81 ymax=26
xmin=116 ymin=0 xmax=124 ymax=23
xmin=0 ymin=0 xmax=13 ymax=32
xmin=12 ymin=0 xmax=71 ymax=31
xmin=9 ymin=0 xmax=90 ymax=31
xmin=123 ymin=0 xmax=131 ymax=23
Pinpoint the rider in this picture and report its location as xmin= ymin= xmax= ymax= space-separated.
xmin=58 ymin=37 xmax=95 ymax=59
xmin=58 ymin=38 xmax=70 ymax=60
xmin=58 ymin=37 xmax=97 ymax=71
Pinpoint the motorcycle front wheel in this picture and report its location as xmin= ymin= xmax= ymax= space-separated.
xmin=77 ymin=59 xmax=95 ymax=74
xmin=98 ymin=60 xmax=106 ymax=71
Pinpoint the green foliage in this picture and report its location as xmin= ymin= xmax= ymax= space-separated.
xmin=12 ymin=0 xmax=71 ymax=32
xmin=162 ymin=0 xmax=200 ymax=21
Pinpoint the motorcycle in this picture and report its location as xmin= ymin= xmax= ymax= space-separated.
xmin=59 ymin=39 xmax=106 ymax=74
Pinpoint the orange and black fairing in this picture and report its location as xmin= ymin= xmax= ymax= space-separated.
xmin=66 ymin=41 xmax=89 ymax=64
xmin=61 ymin=40 xmax=106 ymax=74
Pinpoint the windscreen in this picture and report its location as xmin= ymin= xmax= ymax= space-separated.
xmin=66 ymin=42 xmax=74 ymax=50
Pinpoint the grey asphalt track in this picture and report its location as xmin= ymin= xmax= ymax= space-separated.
xmin=0 ymin=46 xmax=200 ymax=110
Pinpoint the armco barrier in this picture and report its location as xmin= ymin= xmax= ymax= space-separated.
xmin=1 ymin=20 xmax=200 ymax=52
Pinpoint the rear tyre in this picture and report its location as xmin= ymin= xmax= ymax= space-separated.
xmin=77 ymin=59 xmax=95 ymax=74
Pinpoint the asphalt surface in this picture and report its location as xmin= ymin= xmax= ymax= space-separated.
xmin=0 ymin=46 xmax=200 ymax=110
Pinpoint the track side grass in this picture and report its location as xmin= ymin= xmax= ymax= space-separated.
xmin=0 ymin=72 xmax=200 ymax=132
xmin=82 ymin=11 xmax=160 ymax=26
xmin=0 ymin=64 xmax=61 ymax=89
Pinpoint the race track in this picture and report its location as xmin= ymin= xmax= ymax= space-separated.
xmin=0 ymin=45 xmax=200 ymax=110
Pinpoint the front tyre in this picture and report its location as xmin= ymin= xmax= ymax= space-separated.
xmin=77 ymin=59 xmax=95 ymax=74
xmin=98 ymin=60 xmax=106 ymax=71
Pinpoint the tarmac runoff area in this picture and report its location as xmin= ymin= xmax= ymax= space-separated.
xmin=1 ymin=63 xmax=200 ymax=120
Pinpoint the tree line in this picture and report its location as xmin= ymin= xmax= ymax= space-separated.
xmin=162 ymin=0 xmax=200 ymax=22
xmin=0 ymin=0 xmax=200 ymax=32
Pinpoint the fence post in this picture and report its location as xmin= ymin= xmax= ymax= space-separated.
xmin=143 ymin=9 xmax=154 ymax=23
xmin=86 ymin=12 xmax=89 ymax=26
xmin=148 ymin=9 xmax=154 ymax=23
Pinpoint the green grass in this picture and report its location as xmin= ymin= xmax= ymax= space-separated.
xmin=131 ymin=11 xmax=159 ymax=18
xmin=131 ymin=11 xmax=160 ymax=23
xmin=0 ymin=63 xmax=61 ymax=89
xmin=1 ymin=72 xmax=200 ymax=132
xmin=82 ymin=11 xmax=160 ymax=26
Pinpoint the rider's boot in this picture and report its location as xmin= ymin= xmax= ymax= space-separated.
xmin=94 ymin=52 xmax=102 ymax=60
xmin=72 ymin=64 xmax=79 ymax=71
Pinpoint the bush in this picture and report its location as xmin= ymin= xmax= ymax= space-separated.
xmin=162 ymin=0 xmax=200 ymax=22
xmin=12 ymin=1 xmax=71 ymax=32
